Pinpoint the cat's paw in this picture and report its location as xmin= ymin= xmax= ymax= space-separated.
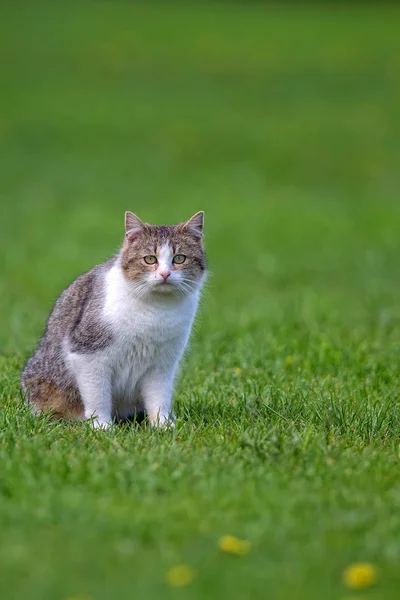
xmin=150 ymin=412 xmax=176 ymax=429
xmin=88 ymin=417 xmax=113 ymax=430
xmin=95 ymin=421 xmax=112 ymax=430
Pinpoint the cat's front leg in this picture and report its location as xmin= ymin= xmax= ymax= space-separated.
xmin=140 ymin=368 xmax=176 ymax=427
xmin=68 ymin=352 xmax=113 ymax=428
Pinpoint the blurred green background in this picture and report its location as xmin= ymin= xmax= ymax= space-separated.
xmin=1 ymin=2 xmax=400 ymax=599
xmin=2 ymin=1 xmax=400 ymax=354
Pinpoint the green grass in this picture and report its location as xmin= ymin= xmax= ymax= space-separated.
xmin=1 ymin=1 xmax=400 ymax=599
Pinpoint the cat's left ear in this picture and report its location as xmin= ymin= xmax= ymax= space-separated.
xmin=183 ymin=211 xmax=204 ymax=236
xmin=125 ymin=211 xmax=144 ymax=237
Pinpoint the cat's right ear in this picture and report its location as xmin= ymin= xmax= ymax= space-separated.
xmin=125 ymin=211 xmax=144 ymax=239
xmin=182 ymin=211 xmax=204 ymax=236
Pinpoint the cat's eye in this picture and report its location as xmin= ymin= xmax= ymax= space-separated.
xmin=173 ymin=254 xmax=186 ymax=264
xmin=144 ymin=255 xmax=157 ymax=265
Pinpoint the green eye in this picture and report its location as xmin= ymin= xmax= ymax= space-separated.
xmin=144 ymin=255 xmax=157 ymax=265
xmin=173 ymin=254 xmax=186 ymax=264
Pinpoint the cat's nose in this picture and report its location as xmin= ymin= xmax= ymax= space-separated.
xmin=160 ymin=269 xmax=171 ymax=281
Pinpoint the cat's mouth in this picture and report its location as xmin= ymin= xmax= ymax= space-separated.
xmin=153 ymin=280 xmax=175 ymax=292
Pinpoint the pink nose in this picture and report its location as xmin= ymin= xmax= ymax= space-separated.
xmin=160 ymin=270 xmax=171 ymax=281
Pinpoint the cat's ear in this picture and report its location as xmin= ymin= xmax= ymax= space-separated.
xmin=125 ymin=211 xmax=144 ymax=237
xmin=183 ymin=211 xmax=204 ymax=236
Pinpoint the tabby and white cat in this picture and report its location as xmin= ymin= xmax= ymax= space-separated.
xmin=21 ymin=211 xmax=206 ymax=427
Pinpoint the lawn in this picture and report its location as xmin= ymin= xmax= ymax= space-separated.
xmin=1 ymin=1 xmax=400 ymax=599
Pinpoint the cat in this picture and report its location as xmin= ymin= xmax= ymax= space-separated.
xmin=21 ymin=210 xmax=206 ymax=428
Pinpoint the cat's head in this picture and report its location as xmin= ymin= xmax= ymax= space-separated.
xmin=120 ymin=211 xmax=206 ymax=297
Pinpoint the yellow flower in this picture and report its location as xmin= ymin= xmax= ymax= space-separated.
xmin=285 ymin=355 xmax=294 ymax=366
xmin=218 ymin=535 xmax=251 ymax=556
xmin=165 ymin=565 xmax=195 ymax=587
xmin=342 ymin=563 xmax=378 ymax=590
xmin=233 ymin=367 xmax=242 ymax=375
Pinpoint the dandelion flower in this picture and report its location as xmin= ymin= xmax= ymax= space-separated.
xmin=233 ymin=367 xmax=242 ymax=375
xmin=166 ymin=565 xmax=195 ymax=587
xmin=218 ymin=535 xmax=251 ymax=556
xmin=342 ymin=563 xmax=378 ymax=590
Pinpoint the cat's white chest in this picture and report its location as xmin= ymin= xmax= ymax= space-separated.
xmin=103 ymin=263 xmax=198 ymax=411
